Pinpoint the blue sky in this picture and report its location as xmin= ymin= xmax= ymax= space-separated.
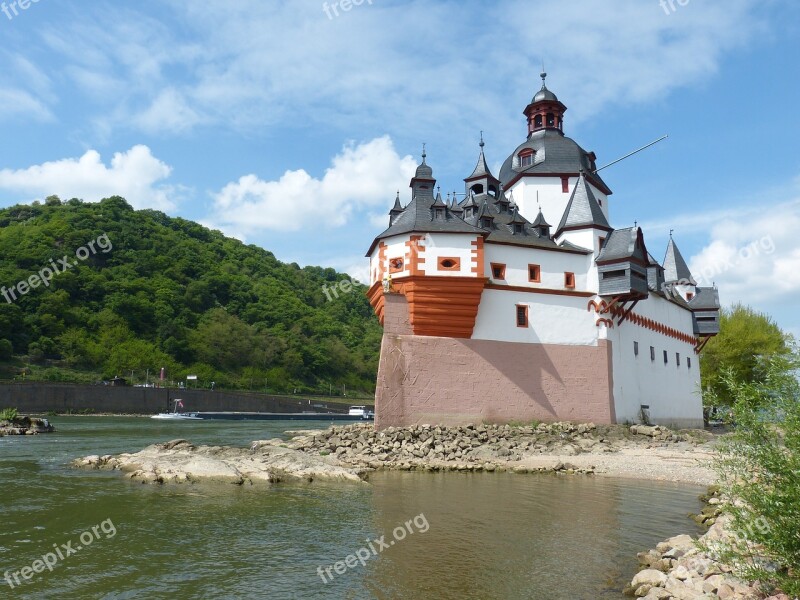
xmin=1 ymin=0 xmax=799 ymax=337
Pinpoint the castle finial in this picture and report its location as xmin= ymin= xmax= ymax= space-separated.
xmin=540 ymin=66 xmax=547 ymax=88
xmin=479 ymin=130 xmax=484 ymax=149
xmin=669 ymin=228 xmax=674 ymax=238
xmin=421 ymin=142 xmax=427 ymax=164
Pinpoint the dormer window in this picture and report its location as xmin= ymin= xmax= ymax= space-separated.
xmin=518 ymin=149 xmax=535 ymax=168
xmin=480 ymin=217 xmax=493 ymax=229
xmin=512 ymin=223 xmax=524 ymax=234
xmin=435 ymin=208 xmax=444 ymax=219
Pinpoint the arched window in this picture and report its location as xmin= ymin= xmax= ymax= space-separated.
xmin=470 ymin=183 xmax=484 ymax=195
xmin=534 ymin=114 xmax=543 ymax=129
xmin=546 ymin=113 xmax=555 ymax=127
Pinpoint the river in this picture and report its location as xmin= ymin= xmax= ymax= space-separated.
xmin=0 ymin=417 xmax=703 ymax=599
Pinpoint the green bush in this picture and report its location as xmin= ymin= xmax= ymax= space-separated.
xmin=712 ymin=350 xmax=800 ymax=596
xmin=0 ymin=407 xmax=19 ymax=421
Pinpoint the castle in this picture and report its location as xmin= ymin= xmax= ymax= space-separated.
xmin=366 ymin=74 xmax=719 ymax=430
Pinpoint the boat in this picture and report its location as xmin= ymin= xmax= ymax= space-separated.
xmin=151 ymin=399 xmax=202 ymax=420
xmin=348 ymin=406 xmax=375 ymax=420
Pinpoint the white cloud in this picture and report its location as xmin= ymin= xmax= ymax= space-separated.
xmin=134 ymin=88 xmax=204 ymax=134
xmin=23 ymin=0 xmax=767 ymax=147
xmin=0 ymin=88 xmax=54 ymax=123
xmin=207 ymin=135 xmax=416 ymax=234
xmin=688 ymin=200 xmax=800 ymax=306
xmin=0 ymin=145 xmax=180 ymax=210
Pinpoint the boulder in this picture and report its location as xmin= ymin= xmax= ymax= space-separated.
xmin=631 ymin=569 xmax=668 ymax=588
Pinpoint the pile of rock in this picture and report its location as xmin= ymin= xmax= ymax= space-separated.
xmin=627 ymin=514 xmax=790 ymax=600
xmin=0 ymin=416 xmax=54 ymax=436
xmin=285 ymin=421 xmax=705 ymax=472
xmin=73 ymin=438 xmax=366 ymax=485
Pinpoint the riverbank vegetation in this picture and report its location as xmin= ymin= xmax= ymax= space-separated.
xmin=712 ymin=349 xmax=800 ymax=596
xmin=0 ymin=197 xmax=381 ymax=395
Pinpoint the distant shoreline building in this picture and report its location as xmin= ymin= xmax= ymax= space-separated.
xmin=366 ymin=74 xmax=719 ymax=429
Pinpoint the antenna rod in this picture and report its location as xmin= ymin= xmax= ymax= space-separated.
xmin=593 ymin=135 xmax=668 ymax=173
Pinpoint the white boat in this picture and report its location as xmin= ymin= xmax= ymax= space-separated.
xmin=348 ymin=406 xmax=375 ymax=420
xmin=151 ymin=399 xmax=202 ymax=420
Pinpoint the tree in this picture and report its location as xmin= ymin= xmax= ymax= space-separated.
xmin=700 ymin=304 xmax=791 ymax=408
xmin=710 ymin=349 xmax=800 ymax=596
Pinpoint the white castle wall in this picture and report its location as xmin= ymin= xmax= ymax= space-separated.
xmin=421 ymin=233 xmax=479 ymax=277
xmin=508 ymin=176 xmax=609 ymax=228
xmin=483 ymin=243 xmax=591 ymax=290
xmin=473 ymin=288 xmax=598 ymax=345
xmin=606 ymin=295 xmax=703 ymax=428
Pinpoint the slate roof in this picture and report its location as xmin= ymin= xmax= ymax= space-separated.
xmin=688 ymin=286 xmax=720 ymax=311
xmin=596 ymin=227 xmax=648 ymax=264
xmin=460 ymin=191 xmax=590 ymax=253
xmin=663 ymin=238 xmax=696 ymax=284
xmin=466 ymin=146 xmax=493 ymax=180
xmin=498 ymin=129 xmax=611 ymax=194
xmin=555 ymin=172 xmax=612 ymax=235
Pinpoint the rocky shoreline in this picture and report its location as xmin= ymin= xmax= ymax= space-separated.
xmin=73 ymin=438 xmax=366 ymax=484
xmin=627 ymin=488 xmax=795 ymax=600
xmin=0 ymin=415 xmax=55 ymax=436
xmin=282 ymin=421 xmax=717 ymax=482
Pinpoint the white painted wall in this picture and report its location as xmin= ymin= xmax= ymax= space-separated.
xmin=369 ymin=234 xmax=410 ymax=285
xmin=607 ymin=295 xmax=703 ymax=428
xmin=421 ymin=233 xmax=480 ymax=277
xmin=473 ymin=288 xmax=599 ymax=345
xmin=483 ymin=243 xmax=591 ymax=291
xmin=508 ymin=176 xmax=609 ymax=229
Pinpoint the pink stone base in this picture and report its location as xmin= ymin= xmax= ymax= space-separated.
xmin=374 ymin=333 xmax=616 ymax=429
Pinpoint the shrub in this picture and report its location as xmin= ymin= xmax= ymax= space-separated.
xmin=0 ymin=407 xmax=19 ymax=421
xmin=712 ymin=351 xmax=800 ymax=596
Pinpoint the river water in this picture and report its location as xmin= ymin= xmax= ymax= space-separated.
xmin=0 ymin=417 xmax=703 ymax=599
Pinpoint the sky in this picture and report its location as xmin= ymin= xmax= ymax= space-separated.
xmin=1 ymin=0 xmax=799 ymax=337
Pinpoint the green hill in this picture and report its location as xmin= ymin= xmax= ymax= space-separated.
xmin=0 ymin=195 xmax=381 ymax=396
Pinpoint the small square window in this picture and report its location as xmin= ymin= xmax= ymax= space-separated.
xmin=687 ymin=357 xmax=692 ymax=369
xmin=634 ymin=341 xmax=639 ymax=356
xmin=564 ymin=272 xmax=575 ymax=288
xmin=491 ymin=263 xmax=506 ymax=279
xmin=676 ymin=352 xmax=681 ymax=367
xmin=663 ymin=350 xmax=668 ymax=365
xmin=528 ymin=264 xmax=541 ymax=283
xmin=650 ymin=346 xmax=655 ymax=361
xmin=516 ymin=304 xmax=528 ymax=328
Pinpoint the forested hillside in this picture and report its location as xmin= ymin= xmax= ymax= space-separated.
xmin=0 ymin=196 xmax=381 ymax=395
